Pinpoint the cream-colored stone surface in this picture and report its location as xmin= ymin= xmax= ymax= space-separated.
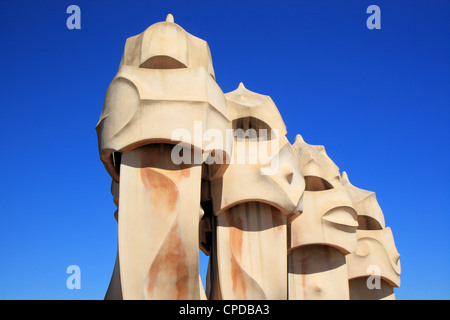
xmin=292 ymin=134 xmax=342 ymax=188
xmin=96 ymin=14 xmax=231 ymax=182
xmin=342 ymin=171 xmax=385 ymax=229
xmin=289 ymin=188 xmax=358 ymax=254
xmin=213 ymin=203 xmax=288 ymax=299
xmin=343 ymin=172 xmax=401 ymax=300
xmin=211 ymin=84 xmax=304 ymax=215
xmin=288 ymin=245 xmax=349 ymax=300
xmin=225 ymin=83 xmax=287 ymax=138
xmin=207 ymin=84 xmax=303 ymax=300
xmin=118 ymin=144 xmax=202 ymax=299
xmin=97 ymin=15 xmax=401 ymax=300
xmin=288 ymin=135 xmax=358 ymax=300
xmin=120 ymin=14 xmax=215 ymax=78
xmin=289 ymin=135 xmax=358 ymax=254
xmin=346 ymin=228 xmax=401 ymax=300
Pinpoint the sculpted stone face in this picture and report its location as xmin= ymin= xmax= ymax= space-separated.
xmin=96 ymin=14 xmax=231 ymax=182
xmin=347 ymin=228 xmax=401 ymax=288
xmin=289 ymin=187 xmax=359 ymax=254
xmin=289 ymin=136 xmax=358 ymax=254
xmin=343 ymin=172 xmax=401 ymax=300
xmin=211 ymin=83 xmax=304 ymax=216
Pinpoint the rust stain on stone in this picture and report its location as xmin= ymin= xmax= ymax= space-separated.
xmin=168 ymin=166 xmax=192 ymax=185
xmin=140 ymin=167 xmax=178 ymax=212
xmin=226 ymin=207 xmax=247 ymax=298
xmin=147 ymin=222 xmax=189 ymax=299
xmin=228 ymin=207 xmax=244 ymax=260
xmin=300 ymin=251 xmax=308 ymax=299
xmin=302 ymin=273 xmax=307 ymax=299
xmin=229 ymin=254 xmax=247 ymax=299
xmin=137 ymin=145 xmax=197 ymax=299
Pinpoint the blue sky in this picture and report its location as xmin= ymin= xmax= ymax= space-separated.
xmin=0 ymin=0 xmax=449 ymax=300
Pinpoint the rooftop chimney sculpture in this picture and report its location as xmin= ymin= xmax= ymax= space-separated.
xmin=96 ymin=14 xmax=401 ymax=300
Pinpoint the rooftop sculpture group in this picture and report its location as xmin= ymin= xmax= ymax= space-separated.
xmin=96 ymin=14 xmax=401 ymax=300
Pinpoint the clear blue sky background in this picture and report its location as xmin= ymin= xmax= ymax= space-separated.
xmin=0 ymin=0 xmax=449 ymax=300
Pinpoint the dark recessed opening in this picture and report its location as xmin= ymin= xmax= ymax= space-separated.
xmin=232 ymin=117 xmax=274 ymax=141
xmin=140 ymin=55 xmax=187 ymax=69
xmin=111 ymin=152 xmax=122 ymax=176
xmin=304 ymin=176 xmax=333 ymax=191
xmin=357 ymin=215 xmax=383 ymax=230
